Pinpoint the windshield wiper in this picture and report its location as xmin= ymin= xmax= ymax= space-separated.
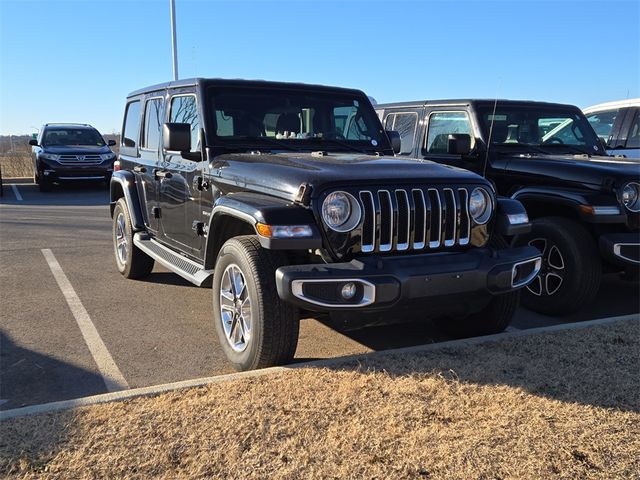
xmin=304 ymin=137 xmax=377 ymax=155
xmin=540 ymin=143 xmax=592 ymax=155
xmin=494 ymin=143 xmax=551 ymax=155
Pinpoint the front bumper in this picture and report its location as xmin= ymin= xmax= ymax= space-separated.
xmin=38 ymin=160 xmax=113 ymax=182
xmin=599 ymin=233 xmax=640 ymax=266
xmin=275 ymin=246 xmax=541 ymax=312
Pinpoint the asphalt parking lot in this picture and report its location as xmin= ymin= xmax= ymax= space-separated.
xmin=1 ymin=177 xmax=639 ymax=411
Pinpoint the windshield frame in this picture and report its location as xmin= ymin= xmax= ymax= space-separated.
xmin=205 ymin=85 xmax=393 ymax=155
xmin=475 ymin=103 xmax=606 ymax=156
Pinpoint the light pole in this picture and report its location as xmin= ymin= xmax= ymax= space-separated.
xmin=170 ymin=0 xmax=179 ymax=81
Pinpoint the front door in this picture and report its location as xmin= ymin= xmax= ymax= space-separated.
xmin=159 ymin=91 xmax=204 ymax=257
xmin=138 ymin=96 xmax=164 ymax=233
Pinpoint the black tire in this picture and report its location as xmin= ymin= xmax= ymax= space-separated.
xmin=212 ymin=235 xmax=299 ymax=371
xmin=513 ymin=216 xmax=601 ymax=315
xmin=112 ymin=198 xmax=154 ymax=279
xmin=38 ymin=177 xmax=52 ymax=192
xmin=434 ymin=235 xmax=519 ymax=337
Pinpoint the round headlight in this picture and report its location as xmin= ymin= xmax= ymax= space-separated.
xmin=469 ymin=187 xmax=492 ymax=224
xmin=322 ymin=191 xmax=361 ymax=232
xmin=621 ymin=182 xmax=640 ymax=212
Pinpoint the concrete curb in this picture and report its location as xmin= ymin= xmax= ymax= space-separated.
xmin=1 ymin=313 xmax=637 ymax=421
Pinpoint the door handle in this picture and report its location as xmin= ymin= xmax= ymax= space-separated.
xmin=133 ymin=166 xmax=146 ymax=173
xmin=154 ymin=169 xmax=173 ymax=180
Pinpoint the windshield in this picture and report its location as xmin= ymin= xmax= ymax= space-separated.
xmin=208 ymin=87 xmax=389 ymax=153
xmin=42 ymin=128 xmax=105 ymax=147
xmin=477 ymin=105 xmax=605 ymax=155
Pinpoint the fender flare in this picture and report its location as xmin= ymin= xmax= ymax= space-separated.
xmin=203 ymin=192 xmax=323 ymax=267
xmin=109 ymin=170 xmax=145 ymax=230
xmin=510 ymin=186 xmax=625 ymax=223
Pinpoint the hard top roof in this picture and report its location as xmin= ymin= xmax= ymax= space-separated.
xmin=377 ymin=99 xmax=581 ymax=110
xmin=127 ymin=78 xmax=366 ymax=98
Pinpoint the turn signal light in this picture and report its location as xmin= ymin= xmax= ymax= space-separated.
xmin=255 ymin=223 xmax=313 ymax=238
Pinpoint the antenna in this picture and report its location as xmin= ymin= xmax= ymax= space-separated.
xmin=169 ymin=0 xmax=179 ymax=81
xmin=482 ymin=80 xmax=501 ymax=178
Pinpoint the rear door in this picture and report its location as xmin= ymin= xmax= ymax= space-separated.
xmin=158 ymin=89 xmax=204 ymax=257
xmin=120 ymin=99 xmax=159 ymax=232
xmin=137 ymin=95 xmax=165 ymax=233
xmin=614 ymin=107 xmax=640 ymax=159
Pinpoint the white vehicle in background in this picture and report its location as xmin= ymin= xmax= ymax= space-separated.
xmin=583 ymin=99 xmax=640 ymax=159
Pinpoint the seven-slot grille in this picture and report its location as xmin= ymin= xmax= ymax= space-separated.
xmin=358 ymin=187 xmax=473 ymax=253
xmin=58 ymin=154 xmax=103 ymax=165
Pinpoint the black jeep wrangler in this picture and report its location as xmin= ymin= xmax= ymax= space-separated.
xmin=376 ymin=100 xmax=640 ymax=315
xmin=110 ymin=79 xmax=540 ymax=371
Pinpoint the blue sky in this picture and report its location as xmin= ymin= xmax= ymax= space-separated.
xmin=0 ymin=0 xmax=638 ymax=135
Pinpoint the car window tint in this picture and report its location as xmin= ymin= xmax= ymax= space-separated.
xmin=426 ymin=112 xmax=472 ymax=154
xmin=170 ymin=95 xmax=200 ymax=152
xmin=586 ymin=109 xmax=619 ymax=143
xmin=384 ymin=112 xmax=418 ymax=155
xmin=626 ymin=113 xmax=639 ymax=149
xmin=143 ymin=98 xmax=163 ymax=150
xmin=122 ymin=101 xmax=141 ymax=149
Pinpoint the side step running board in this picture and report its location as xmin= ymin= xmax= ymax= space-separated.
xmin=133 ymin=233 xmax=213 ymax=287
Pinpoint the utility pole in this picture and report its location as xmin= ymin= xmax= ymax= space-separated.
xmin=170 ymin=0 xmax=179 ymax=81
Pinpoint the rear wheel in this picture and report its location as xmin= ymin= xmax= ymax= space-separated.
xmin=112 ymin=198 xmax=154 ymax=279
xmin=212 ymin=236 xmax=299 ymax=371
xmin=513 ymin=217 xmax=601 ymax=315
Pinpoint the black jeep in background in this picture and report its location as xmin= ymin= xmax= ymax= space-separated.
xmin=109 ymin=78 xmax=541 ymax=371
xmin=376 ymin=100 xmax=640 ymax=315
xmin=29 ymin=123 xmax=117 ymax=192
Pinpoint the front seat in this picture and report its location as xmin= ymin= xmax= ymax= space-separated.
xmin=276 ymin=113 xmax=301 ymax=136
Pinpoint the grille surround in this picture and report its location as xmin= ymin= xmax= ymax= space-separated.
xmin=356 ymin=186 xmax=479 ymax=254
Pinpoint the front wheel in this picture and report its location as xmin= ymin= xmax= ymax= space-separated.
xmin=212 ymin=236 xmax=299 ymax=371
xmin=513 ymin=216 xmax=601 ymax=315
xmin=112 ymin=198 xmax=154 ymax=279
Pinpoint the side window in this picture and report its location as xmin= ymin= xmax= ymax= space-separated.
xmin=122 ymin=100 xmax=141 ymax=149
xmin=384 ymin=112 xmax=418 ymax=155
xmin=625 ymin=112 xmax=639 ymax=149
xmin=425 ymin=112 xmax=472 ymax=154
xmin=586 ymin=109 xmax=619 ymax=144
xmin=142 ymin=98 xmax=163 ymax=150
xmin=170 ymin=95 xmax=200 ymax=152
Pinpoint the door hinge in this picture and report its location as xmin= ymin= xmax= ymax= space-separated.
xmin=152 ymin=207 xmax=161 ymax=219
xmin=192 ymin=221 xmax=206 ymax=236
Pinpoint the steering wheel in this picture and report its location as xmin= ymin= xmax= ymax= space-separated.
xmin=544 ymin=137 xmax=564 ymax=145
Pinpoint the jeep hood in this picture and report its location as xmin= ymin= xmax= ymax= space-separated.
xmin=502 ymin=153 xmax=640 ymax=189
xmin=211 ymin=152 xmax=488 ymax=201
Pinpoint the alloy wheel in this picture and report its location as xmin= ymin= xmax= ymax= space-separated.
xmin=115 ymin=212 xmax=128 ymax=265
xmin=526 ymin=237 xmax=565 ymax=297
xmin=219 ymin=264 xmax=252 ymax=352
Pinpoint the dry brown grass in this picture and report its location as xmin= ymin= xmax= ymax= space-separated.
xmin=1 ymin=319 xmax=639 ymax=480
xmin=0 ymin=154 xmax=33 ymax=178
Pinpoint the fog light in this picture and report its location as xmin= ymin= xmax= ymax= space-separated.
xmin=341 ymin=282 xmax=357 ymax=300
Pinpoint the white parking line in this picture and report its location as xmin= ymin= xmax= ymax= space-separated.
xmin=41 ymin=248 xmax=129 ymax=392
xmin=10 ymin=185 xmax=23 ymax=201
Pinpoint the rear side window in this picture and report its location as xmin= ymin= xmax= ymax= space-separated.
xmin=170 ymin=95 xmax=200 ymax=152
xmin=142 ymin=98 xmax=163 ymax=150
xmin=122 ymin=101 xmax=141 ymax=149
xmin=384 ymin=112 xmax=418 ymax=155
xmin=626 ymin=112 xmax=639 ymax=149
xmin=425 ymin=112 xmax=472 ymax=154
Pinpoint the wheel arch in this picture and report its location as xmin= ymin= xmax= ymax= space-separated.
xmin=109 ymin=170 xmax=145 ymax=230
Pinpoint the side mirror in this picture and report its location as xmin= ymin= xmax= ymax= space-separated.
xmin=447 ymin=134 xmax=472 ymax=155
xmin=108 ymin=140 xmax=116 ymax=146
xmin=28 ymin=139 xmax=38 ymax=146
xmin=163 ymin=122 xmax=191 ymax=152
xmin=385 ymin=130 xmax=401 ymax=154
